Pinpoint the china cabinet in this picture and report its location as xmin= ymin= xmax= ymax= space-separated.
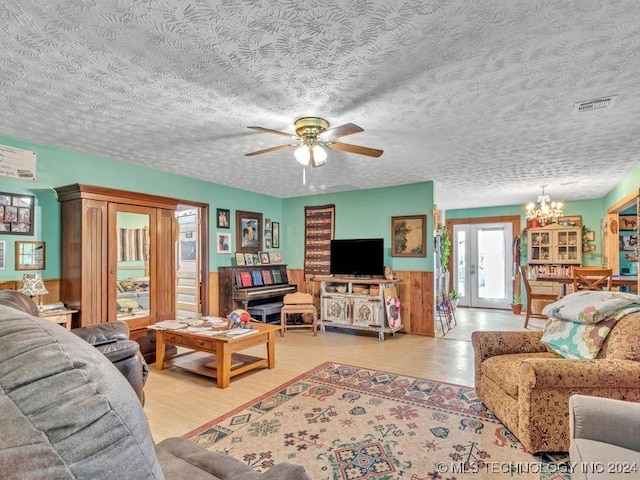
xmin=527 ymin=224 xmax=582 ymax=266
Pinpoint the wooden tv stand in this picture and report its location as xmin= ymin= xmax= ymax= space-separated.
xmin=314 ymin=276 xmax=402 ymax=341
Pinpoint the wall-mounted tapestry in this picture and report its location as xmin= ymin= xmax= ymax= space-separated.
xmin=304 ymin=204 xmax=335 ymax=275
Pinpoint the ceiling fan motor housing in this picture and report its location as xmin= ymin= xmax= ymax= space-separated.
xmin=295 ymin=117 xmax=329 ymax=146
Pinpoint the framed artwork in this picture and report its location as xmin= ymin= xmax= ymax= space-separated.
xmin=216 ymin=232 xmax=231 ymax=253
xmin=216 ymin=208 xmax=230 ymax=229
xmin=15 ymin=241 xmax=45 ymax=270
xmin=620 ymin=215 xmax=637 ymax=231
xmin=244 ymin=253 xmax=254 ymax=265
xmin=0 ymin=241 xmax=4 ymax=269
xmin=235 ymin=252 xmax=245 ymax=266
xmin=259 ymin=251 xmax=270 ymax=264
xmin=251 ymin=253 xmax=260 ymax=265
xmin=265 ymin=218 xmax=272 ymax=230
xmin=585 ymin=230 xmax=595 ymax=242
xmin=391 ymin=214 xmax=427 ymax=257
xmin=236 ymin=210 xmax=262 ymax=253
xmin=272 ymin=221 xmax=280 ymax=248
xmin=0 ymin=193 xmax=34 ymax=235
xmin=270 ymin=251 xmax=283 ymax=264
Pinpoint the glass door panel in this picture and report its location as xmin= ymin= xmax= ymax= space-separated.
xmin=454 ymin=222 xmax=512 ymax=309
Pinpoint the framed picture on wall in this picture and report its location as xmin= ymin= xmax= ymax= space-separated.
xmin=272 ymin=222 xmax=280 ymax=248
xmin=235 ymin=210 xmax=262 ymax=253
xmin=216 ymin=208 xmax=230 ymax=229
xmin=391 ymin=215 xmax=427 ymax=257
xmin=0 ymin=193 xmax=34 ymax=235
xmin=216 ymin=232 xmax=231 ymax=253
xmin=620 ymin=215 xmax=638 ymax=231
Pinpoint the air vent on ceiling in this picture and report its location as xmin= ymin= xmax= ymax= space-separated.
xmin=572 ymin=95 xmax=617 ymax=114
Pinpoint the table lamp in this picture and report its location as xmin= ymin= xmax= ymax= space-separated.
xmin=18 ymin=273 xmax=49 ymax=311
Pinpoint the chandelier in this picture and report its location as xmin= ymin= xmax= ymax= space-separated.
xmin=525 ymin=185 xmax=563 ymax=226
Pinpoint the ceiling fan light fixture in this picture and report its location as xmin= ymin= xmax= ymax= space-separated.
xmin=294 ymin=145 xmax=327 ymax=166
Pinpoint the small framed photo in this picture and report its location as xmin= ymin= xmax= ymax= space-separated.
xmin=270 ymin=251 xmax=283 ymax=264
xmin=244 ymin=253 xmax=254 ymax=265
xmin=235 ymin=252 xmax=245 ymax=266
xmin=251 ymin=253 xmax=260 ymax=265
xmin=259 ymin=251 xmax=270 ymax=264
xmin=272 ymin=222 xmax=280 ymax=248
xmin=217 ymin=208 xmax=230 ymax=229
xmin=585 ymin=230 xmax=595 ymax=242
xmin=265 ymin=218 xmax=272 ymax=230
xmin=216 ymin=232 xmax=231 ymax=253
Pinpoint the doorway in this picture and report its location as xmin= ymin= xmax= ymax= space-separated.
xmin=453 ymin=222 xmax=513 ymax=309
xmin=175 ymin=204 xmax=209 ymax=318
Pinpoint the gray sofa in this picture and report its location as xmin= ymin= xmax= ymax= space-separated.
xmin=569 ymin=395 xmax=640 ymax=480
xmin=0 ymin=302 xmax=312 ymax=480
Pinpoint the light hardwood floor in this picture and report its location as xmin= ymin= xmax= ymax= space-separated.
xmin=144 ymin=308 xmax=547 ymax=441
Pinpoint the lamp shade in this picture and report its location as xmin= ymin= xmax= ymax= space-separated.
xmin=18 ymin=273 xmax=49 ymax=297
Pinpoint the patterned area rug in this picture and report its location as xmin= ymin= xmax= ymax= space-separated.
xmin=186 ymin=362 xmax=570 ymax=479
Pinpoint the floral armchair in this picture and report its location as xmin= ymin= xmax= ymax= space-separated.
xmin=472 ymin=291 xmax=640 ymax=453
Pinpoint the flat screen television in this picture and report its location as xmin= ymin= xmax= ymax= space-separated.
xmin=330 ymin=238 xmax=384 ymax=277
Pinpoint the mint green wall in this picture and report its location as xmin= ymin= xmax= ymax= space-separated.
xmin=0 ymin=136 xmax=434 ymax=281
xmin=0 ymin=136 xmax=283 ymax=280
xmin=604 ymin=165 xmax=640 ymax=208
xmin=282 ymin=182 xmax=435 ymax=271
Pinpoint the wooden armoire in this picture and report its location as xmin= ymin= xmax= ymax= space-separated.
xmin=55 ymin=184 xmax=179 ymax=362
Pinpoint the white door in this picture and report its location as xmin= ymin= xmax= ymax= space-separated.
xmin=453 ymin=223 xmax=513 ymax=309
xmin=176 ymin=206 xmax=201 ymax=318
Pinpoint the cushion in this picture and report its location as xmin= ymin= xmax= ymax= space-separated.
xmin=542 ymin=291 xmax=640 ymax=324
xmin=117 ymin=298 xmax=140 ymax=311
xmin=541 ymin=316 xmax=620 ymax=359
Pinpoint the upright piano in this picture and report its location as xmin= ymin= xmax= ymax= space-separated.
xmin=218 ymin=264 xmax=297 ymax=318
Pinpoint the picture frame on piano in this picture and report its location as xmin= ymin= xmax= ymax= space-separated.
xmin=235 ymin=253 xmax=245 ymax=266
xmin=244 ymin=253 xmax=254 ymax=265
xmin=259 ymin=251 xmax=270 ymax=264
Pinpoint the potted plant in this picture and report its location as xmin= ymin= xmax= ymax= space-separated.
xmin=449 ymin=289 xmax=460 ymax=309
xmin=511 ymin=293 xmax=523 ymax=314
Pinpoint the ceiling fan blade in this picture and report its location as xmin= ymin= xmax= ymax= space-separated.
xmin=245 ymin=144 xmax=296 ymax=156
xmin=319 ymin=123 xmax=364 ymax=140
xmin=247 ymin=126 xmax=297 ymax=138
xmin=327 ymin=142 xmax=384 ymax=158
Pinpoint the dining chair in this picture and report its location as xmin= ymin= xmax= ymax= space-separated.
xmin=572 ymin=267 xmax=613 ymax=291
xmin=519 ymin=266 xmax=560 ymax=328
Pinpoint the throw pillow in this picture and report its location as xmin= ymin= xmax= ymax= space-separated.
xmin=542 ymin=291 xmax=640 ymax=324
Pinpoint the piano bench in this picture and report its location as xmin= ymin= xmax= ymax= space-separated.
xmin=248 ymin=302 xmax=284 ymax=323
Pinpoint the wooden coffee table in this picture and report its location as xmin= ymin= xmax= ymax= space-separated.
xmin=154 ymin=322 xmax=280 ymax=388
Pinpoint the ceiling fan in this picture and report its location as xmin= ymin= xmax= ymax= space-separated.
xmin=245 ymin=117 xmax=383 ymax=167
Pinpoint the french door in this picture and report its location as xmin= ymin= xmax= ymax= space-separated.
xmin=453 ymin=222 xmax=513 ymax=309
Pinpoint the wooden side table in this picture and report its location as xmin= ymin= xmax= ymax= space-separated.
xmin=39 ymin=309 xmax=77 ymax=330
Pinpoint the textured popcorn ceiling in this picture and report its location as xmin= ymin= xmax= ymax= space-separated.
xmin=1 ymin=1 xmax=639 ymax=210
